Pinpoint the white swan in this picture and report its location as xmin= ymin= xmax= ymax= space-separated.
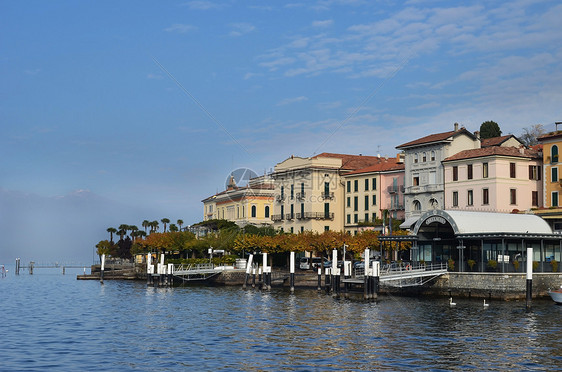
xmin=449 ymin=297 xmax=456 ymax=306
xmin=483 ymin=299 xmax=489 ymax=307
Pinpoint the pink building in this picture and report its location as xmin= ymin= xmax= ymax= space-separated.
xmin=443 ymin=146 xmax=542 ymax=213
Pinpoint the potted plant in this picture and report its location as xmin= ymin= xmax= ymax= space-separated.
xmin=533 ymin=261 xmax=539 ymax=271
xmin=467 ymin=259 xmax=476 ymax=272
xmin=513 ymin=260 xmax=520 ymax=272
xmin=447 ymin=258 xmax=455 ymax=271
xmin=487 ymin=259 xmax=497 ymax=271
xmin=551 ymin=259 xmax=559 ymax=273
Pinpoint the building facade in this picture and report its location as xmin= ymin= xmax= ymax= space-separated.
xmin=443 ymin=146 xmax=542 ymax=212
xmin=270 ymin=153 xmax=382 ymax=233
xmin=535 ymin=131 xmax=562 ymax=231
xmin=201 ymin=175 xmax=274 ymax=227
xmin=396 ymin=123 xmax=480 ymax=222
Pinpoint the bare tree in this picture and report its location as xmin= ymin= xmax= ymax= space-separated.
xmin=520 ymin=124 xmax=546 ymax=147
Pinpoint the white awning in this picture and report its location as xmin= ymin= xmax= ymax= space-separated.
xmin=399 ymin=216 xmax=419 ymax=229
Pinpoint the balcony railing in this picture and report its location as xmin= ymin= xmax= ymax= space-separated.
xmin=271 ymin=214 xmax=283 ymax=221
xmin=387 ymin=203 xmax=405 ymax=211
xmin=305 ymin=212 xmax=334 ymax=220
xmin=321 ymin=192 xmax=334 ymax=200
xmin=405 ymin=184 xmax=444 ymax=194
xmin=296 ymin=192 xmax=306 ymax=200
xmin=275 ymin=195 xmax=285 ymax=203
xmin=285 ymin=213 xmax=295 ymax=220
xmin=387 ymin=185 xmax=405 ymax=194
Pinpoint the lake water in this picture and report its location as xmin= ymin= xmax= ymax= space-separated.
xmin=2 ymin=268 xmax=562 ymax=371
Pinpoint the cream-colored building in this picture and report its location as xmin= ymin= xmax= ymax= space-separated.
xmin=342 ymin=155 xmax=405 ymax=234
xmin=271 ymin=153 xmax=382 ymax=233
xmin=201 ymin=175 xmax=274 ymax=227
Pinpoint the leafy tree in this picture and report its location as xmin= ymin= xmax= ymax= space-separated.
xmin=96 ymin=240 xmax=112 ymax=262
xmin=191 ymin=219 xmax=239 ymax=231
xmin=479 ymin=121 xmax=502 ymax=139
xmin=520 ymin=124 xmax=545 ymax=147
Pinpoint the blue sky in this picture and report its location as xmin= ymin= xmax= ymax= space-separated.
xmin=1 ymin=0 xmax=561 ymax=263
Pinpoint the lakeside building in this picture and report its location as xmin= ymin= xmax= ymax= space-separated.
xmin=380 ymin=209 xmax=562 ymax=273
xmin=341 ymin=155 xmax=405 ymax=235
xmin=534 ymin=130 xmax=562 ymax=232
xmin=396 ymin=123 xmax=480 ymax=225
xmin=201 ymin=175 xmax=274 ymax=227
xmin=270 ymin=153 xmax=383 ymax=233
xmin=442 ymin=145 xmax=542 ymax=212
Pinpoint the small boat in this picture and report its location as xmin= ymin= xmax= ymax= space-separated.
xmin=547 ymin=286 xmax=562 ymax=304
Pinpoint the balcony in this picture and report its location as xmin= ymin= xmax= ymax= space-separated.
xmin=285 ymin=213 xmax=295 ymax=220
xmin=387 ymin=203 xmax=405 ymax=211
xmin=321 ymin=192 xmax=334 ymax=200
xmin=275 ymin=194 xmax=285 ymax=203
xmin=271 ymin=214 xmax=283 ymax=221
xmin=296 ymin=192 xmax=306 ymax=201
xmin=387 ymin=185 xmax=405 ymax=194
xmin=405 ymin=184 xmax=444 ymax=194
xmin=304 ymin=212 xmax=334 ymax=220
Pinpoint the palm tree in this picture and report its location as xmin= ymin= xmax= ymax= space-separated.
xmin=129 ymin=225 xmax=139 ymax=241
xmin=150 ymin=220 xmax=159 ymax=234
xmin=107 ymin=227 xmax=117 ymax=243
xmin=177 ymin=219 xmax=184 ymax=231
xmin=142 ymin=220 xmax=150 ymax=233
xmin=161 ymin=218 xmax=170 ymax=233
xmin=169 ymin=224 xmax=178 ymax=232
xmin=118 ymin=224 xmax=130 ymax=240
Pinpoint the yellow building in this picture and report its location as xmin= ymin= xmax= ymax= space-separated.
xmin=271 ymin=153 xmax=383 ymax=233
xmin=535 ymin=130 xmax=562 ymax=232
xmin=201 ymin=175 xmax=274 ymax=227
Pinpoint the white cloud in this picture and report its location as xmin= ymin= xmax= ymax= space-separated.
xmin=229 ymin=23 xmax=256 ymax=37
xmin=164 ymin=24 xmax=197 ymax=33
xmin=185 ymin=1 xmax=224 ymax=10
xmin=276 ymin=96 xmax=309 ymax=106
xmin=312 ymin=20 xmax=334 ymax=28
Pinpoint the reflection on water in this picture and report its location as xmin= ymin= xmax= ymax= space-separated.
xmin=2 ymin=270 xmax=562 ymax=371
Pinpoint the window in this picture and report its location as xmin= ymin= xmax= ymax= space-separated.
xmin=453 ymin=166 xmax=458 ymax=181
xmin=265 ymin=206 xmax=270 ymax=218
xmin=483 ymin=162 xmax=489 ymax=178
xmin=422 ymin=152 xmax=427 ymax=162
xmin=483 ymin=188 xmax=489 ymax=205
xmin=301 ymin=203 xmax=304 ymax=217
xmin=372 ymin=194 xmax=376 ymax=205
xmin=354 ymin=196 xmax=358 ymax=211
xmin=372 ymin=178 xmax=376 ymax=190
xmin=552 ymin=167 xmax=558 ymax=182
xmin=290 ymin=204 xmax=294 ymax=219
xmin=529 ymin=165 xmax=541 ymax=180
xmin=280 ymin=205 xmax=284 ymax=218
xmin=510 ymin=162 xmax=516 ymax=178
xmin=413 ymin=175 xmax=420 ymax=186
xmin=324 ymin=203 xmax=330 ymax=219
xmin=251 ymin=205 xmax=257 ymax=218
xmin=552 ymin=145 xmax=559 ymax=163
xmin=510 ymin=189 xmax=517 ymax=205
xmin=365 ymin=195 xmax=369 ymax=210
xmin=290 ymin=227 xmax=294 ymax=234
xmin=365 ymin=213 xmax=369 ymax=222
xmin=280 ymin=186 xmax=284 ymax=199
xmin=324 ymin=226 xmax=329 ymax=232
xmin=346 ymin=181 xmax=351 ymax=193
xmin=532 ymin=191 xmax=538 ymax=207
xmin=324 ymin=182 xmax=330 ymax=196
xmin=347 ymin=214 xmax=351 ymax=224
xmin=414 ymin=153 xmax=419 ymax=163
xmin=354 ymin=180 xmax=358 ymax=192
xmin=467 ymin=190 xmax=473 ymax=206
xmin=452 ymin=192 xmax=458 ymax=207
xmin=290 ymin=184 xmax=294 ymax=199
xmin=301 ymin=182 xmax=305 ymax=195
xmin=365 ymin=179 xmax=369 ymax=191
xmin=347 ymin=197 xmax=351 ymax=208
xmin=431 ymin=151 xmax=436 ymax=161
xmin=413 ymin=200 xmax=422 ymax=210
xmin=372 ymin=213 xmax=377 ymax=221
xmin=354 ymin=214 xmax=358 ymax=223
xmin=301 ymin=226 xmax=304 ymax=233
xmin=553 ymin=191 xmax=559 ymax=207
xmin=467 ymin=164 xmax=473 ymax=180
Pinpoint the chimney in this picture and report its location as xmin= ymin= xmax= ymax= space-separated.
xmin=396 ymin=153 xmax=404 ymax=163
xmin=519 ymin=147 xmax=525 ymax=155
xmin=474 ymin=130 xmax=480 ymax=140
xmin=454 ymin=122 xmax=459 ymax=131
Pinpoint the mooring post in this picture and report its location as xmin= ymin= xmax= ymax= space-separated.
xmin=168 ymin=263 xmax=174 ymax=287
xmin=373 ymin=261 xmax=380 ymax=300
xmin=146 ymin=253 xmax=152 ymax=286
xmin=262 ymin=253 xmax=268 ymax=290
xmin=15 ymin=258 xmax=20 ymax=275
xmin=252 ymin=266 xmax=256 ymax=288
xmin=258 ymin=266 xmax=262 ymax=285
xmin=526 ymin=247 xmax=533 ymax=312
xmin=343 ymin=260 xmax=350 ymax=297
xmin=325 ymin=267 xmax=331 ymax=293
xmin=290 ymin=252 xmax=295 ymax=292
xmin=332 ymin=249 xmax=338 ymax=295
xmin=317 ymin=266 xmax=322 ymax=291
xmin=364 ymin=248 xmax=370 ymax=300
xmin=29 ymin=261 xmax=34 ymax=275
xmin=243 ymin=254 xmax=254 ymax=289
xmin=100 ymin=254 xmax=105 ymax=283
xmin=63 ymin=266 xmax=65 ymax=275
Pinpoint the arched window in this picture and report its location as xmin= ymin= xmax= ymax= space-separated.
xmin=265 ymin=205 xmax=270 ymax=218
xmin=413 ymin=200 xmax=421 ymax=211
xmin=414 ymin=153 xmax=419 ymax=163
xmin=431 ymin=151 xmax=436 ymax=161
xmin=251 ymin=205 xmax=257 ymax=218
xmin=429 ymin=198 xmax=438 ymax=209
xmin=422 ymin=152 xmax=427 ymax=162
xmin=552 ymin=145 xmax=559 ymax=163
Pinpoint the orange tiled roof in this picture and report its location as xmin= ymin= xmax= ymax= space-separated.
xmin=312 ymin=152 xmax=384 ymax=171
xmin=443 ymin=146 xmax=541 ymax=162
xmin=343 ymin=159 xmax=405 ymax=176
xmin=396 ymin=128 xmax=474 ymax=149
xmin=480 ymin=134 xmax=519 ymax=147
xmin=538 ymin=131 xmax=562 ymax=142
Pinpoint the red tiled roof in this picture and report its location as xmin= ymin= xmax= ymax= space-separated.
xmin=343 ymin=159 xmax=405 ymax=175
xmin=312 ymin=152 xmax=384 ymax=171
xmin=396 ymin=128 xmax=474 ymax=149
xmin=480 ymin=134 xmax=520 ymax=147
xmin=538 ymin=131 xmax=562 ymax=142
xmin=443 ymin=146 xmax=541 ymax=162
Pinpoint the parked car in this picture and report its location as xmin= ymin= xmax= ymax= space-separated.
xmin=311 ymin=257 xmax=331 ymax=270
xmin=299 ymin=257 xmax=310 ymax=270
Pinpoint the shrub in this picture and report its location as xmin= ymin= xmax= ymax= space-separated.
xmin=467 ymin=259 xmax=476 ymax=271
xmin=552 ymin=259 xmax=559 ymax=272
xmin=487 ymin=259 xmax=497 ymax=269
xmin=447 ymin=258 xmax=455 ymax=271
xmin=513 ymin=260 xmax=520 ymax=271
xmin=533 ymin=261 xmax=539 ymax=271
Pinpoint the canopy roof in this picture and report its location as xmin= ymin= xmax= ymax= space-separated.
xmin=413 ymin=210 xmax=554 ymax=236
